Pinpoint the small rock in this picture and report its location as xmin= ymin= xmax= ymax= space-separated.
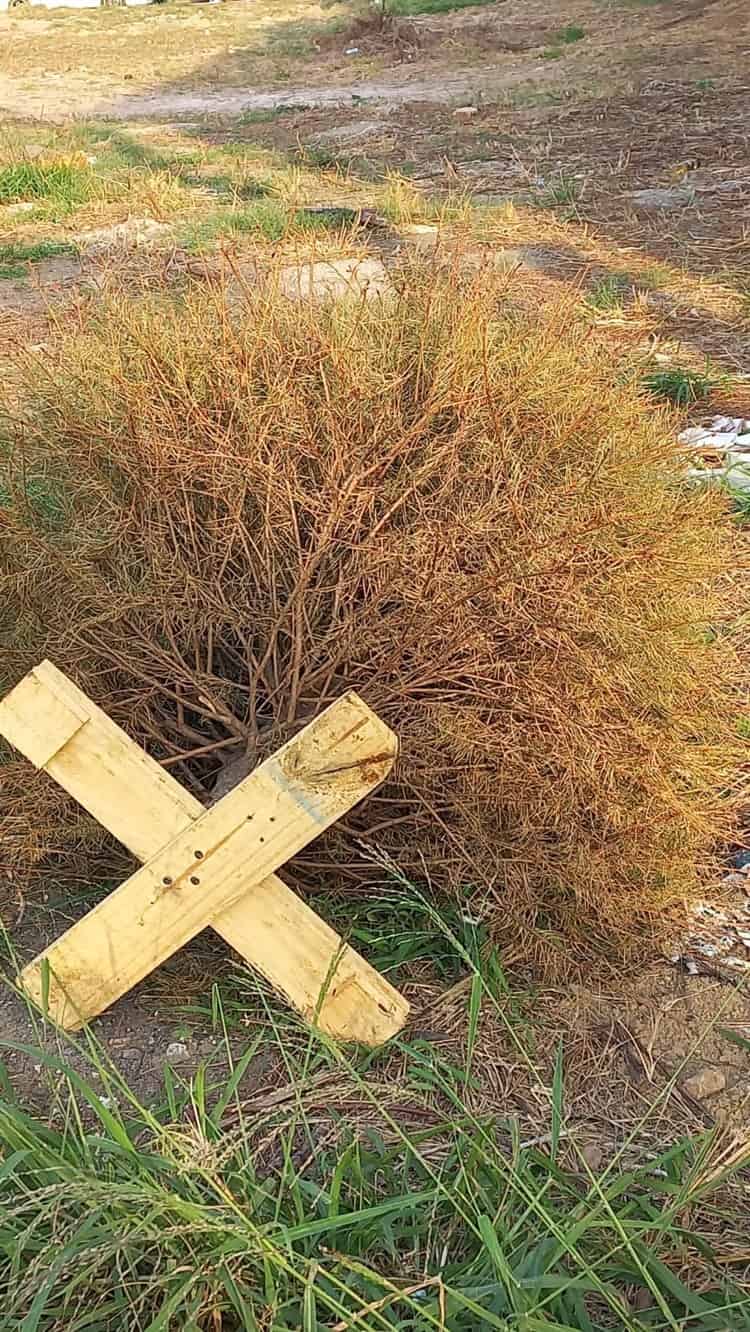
xmin=732 ymin=848 xmax=750 ymax=871
xmin=2 ymin=201 xmax=35 ymax=217
xmin=688 ymin=454 xmax=750 ymax=492
xmin=400 ymin=223 xmax=439 ymax=251
xmin=454 ymin=105 xmax=479 ymax=121
xmin=580 ymin=1141 xmax=604 ymax=1172
xmin=681 ymin=1067 xmax=726 ymax=1100
xmin=723 ymin=455 xmax=750 ymax=490
xmin=632 ymin=1288 xmax=655 ymax=1312
xmin=76 ymin=217 xmax=171 ymax=255
xmin=491 ymin=246 xmax=553 ymax=273
xmin=278 ymin=256 xmax=392 ymax=303
xmin=722 ymin=872 xmax=749 ymax=889
xmin=629 ymin=187 xmax=695 ymax=212
xmin=313 ymin=120 xmax=383 ymax=145
xmin=679 ymin=417 xmax=750 ymax=453
xmin=165 ymin=1041 xmax=188 ymax=1060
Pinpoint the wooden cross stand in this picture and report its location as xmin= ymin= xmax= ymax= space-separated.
xmin=0 ymin=661 xmax=409 ymax=1044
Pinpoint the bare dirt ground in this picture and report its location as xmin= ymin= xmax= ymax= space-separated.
xmin=1 ymin=0 xmax=748 ymax=372
xmin=1 ymin=0 xmax=750 ymax=1152
xmin=0 ymin=0 xmax=746 ymax=121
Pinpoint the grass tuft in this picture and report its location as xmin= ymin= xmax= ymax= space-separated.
xmin=385 ymin=0 xmax=495 ymax=15
xmin=291 ymin=205 xmax=366 ymax=233
xmin=540 ymin=172 xmax=582 ymax=207
xmin=635 ymin=263 xmax=672 ymax=290
xmin=586 ymin=273 xmax=631 ymax=311
xmin=1 ymin=917 xmax=749 ymax=1331
xmin=180 ymin=200 xmax=288 ymax=249
xmin=239 ymin=103 xmax=311 ymax=125
xmin=643 ymin=366 xmax=718 ymax=406
xmin=181 ymin=170 xmax=274 ymax=201
xmin=0 ymin=238 xmax=78 ymax=280
xmin=0 ymin=159 xmax=92 ymax=207
xmin=555 ymin=23 xmax=586 ymax=42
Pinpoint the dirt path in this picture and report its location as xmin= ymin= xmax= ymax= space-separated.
xmin=0 ymin=65 xmax=542 ymax=123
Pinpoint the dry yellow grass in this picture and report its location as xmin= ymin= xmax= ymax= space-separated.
xmin=0 ymin=258 xmax=745 ymax=968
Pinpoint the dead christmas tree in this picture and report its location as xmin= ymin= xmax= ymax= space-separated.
xmin=0 ymin=262 xmax=744 ymax=968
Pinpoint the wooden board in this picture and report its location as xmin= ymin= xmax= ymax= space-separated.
xmin=2 ymin=663 xmax=408 ymax=1041
xmin=0 ymin=667 xmax=89 ymax=770
xmin=214 ymin=883 xmax=406 ymax=1046
xmin=0 ymin=660 xmax=201 ymax=860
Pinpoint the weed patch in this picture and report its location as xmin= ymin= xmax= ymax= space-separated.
xmin=386 ymin=0 xmax=495 ymax=15
xmin=0 ymin=160 xmax=91 ymax=208
xmin=180 ymin=200 xmax=288 ymax=248
xmin=181 ymin=170 xmax=274 ymax=201
xmin=555 ymin=23 xmax=586 ymax=43
xmin=636 ymin=263 xmax=672 ymax=290
xmin=0 ymin=239 xmax=77 ymax=278
xmin=586 ymin=273 xmax=631 ymax=310
xmin=643 ymin=366 xmax=718 ymax=406
xmin=239 ymin=103 xmax=311 ymax=125
xmin=1 ymin=928 xmax=749 ymax=1330
xmin=291 ymin=205 xmax=366 ymax=233
xmin=71 ymin=126 xmax=178 ymax=172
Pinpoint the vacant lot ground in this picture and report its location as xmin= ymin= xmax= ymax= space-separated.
xmin=1 ymin=0 xmax=748 ymax=373
xmin=1 ymin=1 xmax=750 ymax=1327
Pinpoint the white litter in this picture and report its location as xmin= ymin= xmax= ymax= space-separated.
xmin=687 ymin=456 xmax=750 ymax=492
xmin=681 ymin=415 xmax=750 ymax=491
xmin=679 ymin=415 xmax=750 ymax=453
xmin=671 ymin=880 xmax=750 ymax=976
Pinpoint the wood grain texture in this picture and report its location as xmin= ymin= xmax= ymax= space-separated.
xmin=3 ymin=663 xmax=408 ymax=1042
xmin=2 ymin=661 xmax=201 ymax=859
xmin=0 ymin=667 xmax=88 ymax=770
xmin=213 ymin=881 xmax=409 ymax=1045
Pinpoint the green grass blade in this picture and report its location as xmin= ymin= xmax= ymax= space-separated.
xmin=550 ymin=1043 xmax=564 ymax=1163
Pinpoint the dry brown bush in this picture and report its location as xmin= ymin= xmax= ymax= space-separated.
xmin=0 ymin=262 xmax=745 ymax=968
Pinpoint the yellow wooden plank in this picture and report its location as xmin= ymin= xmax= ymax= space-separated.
xmin=18 ymin=660 xmax=202 ymax=860
xmin=213 ymin=880 xmax=409 ymax=1043
xmin=2 ymin=662 xmax=409 ymax=1043
xmin=19 ymin=691 xmax=398 ymax=1030
xmin=0 ymin=668 xmax=88 ymax=769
